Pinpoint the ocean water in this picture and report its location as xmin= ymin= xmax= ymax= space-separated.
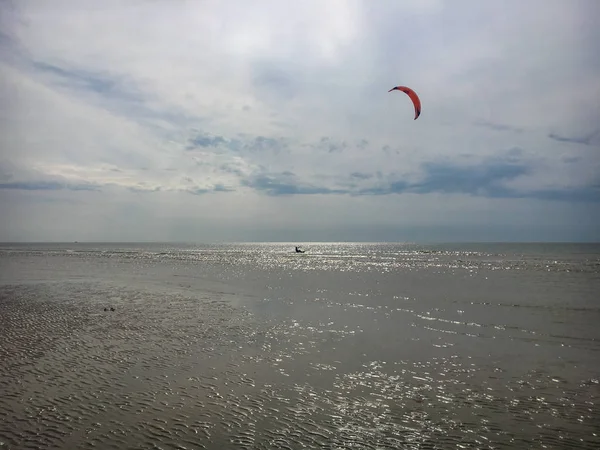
xmin=0 ymin=242 xmax=598 ymax=449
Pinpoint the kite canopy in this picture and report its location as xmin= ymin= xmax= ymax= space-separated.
xmin=388 ymin=86 xmax=421 ymax=120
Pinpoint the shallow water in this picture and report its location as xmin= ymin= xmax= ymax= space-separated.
xmin=1 ymin=242 xmax=599 ymax=449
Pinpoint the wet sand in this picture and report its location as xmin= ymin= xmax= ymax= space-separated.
xmin=1 ymin=282 xmax=261 ymax=449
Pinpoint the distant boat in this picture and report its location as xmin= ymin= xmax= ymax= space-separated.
xmin=295 ymin=246 xmax=305 ymax=253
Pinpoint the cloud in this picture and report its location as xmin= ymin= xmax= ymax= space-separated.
xmin=403 ymin=160 xmax=530 ymax=197
xmin=352 ymin=156 xmax=599 ymax=203
xmin=0 ymin=160 xmax=100 ymax=192
xmin=231 ymin=149 xmax=600 ymax=203
xmin=350 ymin=172 xmax=372 ymax=180
xmin=0 ymin=181 xmax=99 ymax=191
xmin=379 ymin=159 xmax=599 ymax=203
xmin=473 ymin=120 xmax=524 ymax=133
xmin=187 ymin=135 xmax=227 ymax=149
xmin=241 ymin=171 xmax=347 ymax=196
xmin=526 ymin=185 xmax=600 ymax=203
xmin=251 ymin=62 xmax=301 ymax=103
xmin=32 ymin=61 xmax=142 ymax=101
xmin=548 ymin=129 xmax=600 ymax=146
xmin=1 ymin=0 xmax=599 ymax=241
xmin=0 ymin=159 xmax=234 ymax=197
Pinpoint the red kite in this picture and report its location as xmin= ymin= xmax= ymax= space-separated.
xmin=388 ymin=86 xmax=421 ymax=120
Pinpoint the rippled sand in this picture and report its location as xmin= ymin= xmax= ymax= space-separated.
xmin=1 ymin=243 xmax=599 ymax=449
xmin=1 ymin=281 xmax=598 ymax=449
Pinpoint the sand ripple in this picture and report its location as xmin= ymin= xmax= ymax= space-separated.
xmin=1 ymin=282 xmax=599 ymax=449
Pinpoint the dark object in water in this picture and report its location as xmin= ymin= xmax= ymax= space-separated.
xmin=295 ymin=246 xmax=305 ymax=253
xmin=110 ymin=307 xmax=115 ymax=311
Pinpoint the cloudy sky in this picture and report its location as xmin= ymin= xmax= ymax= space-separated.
xmin=1 ymin=0 xmax=599 ymax=242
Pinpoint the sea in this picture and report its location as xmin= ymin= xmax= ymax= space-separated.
xmin=0 ymin=242 xmax=599 ymax=449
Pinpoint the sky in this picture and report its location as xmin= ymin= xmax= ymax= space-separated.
xmin=1 ymin=0 xmax=599 ymax=242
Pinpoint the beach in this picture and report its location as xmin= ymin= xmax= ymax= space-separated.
xmin=1 ymin=242 xmax=599 ymax=449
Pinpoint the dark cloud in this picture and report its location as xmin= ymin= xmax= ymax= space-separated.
xmin=243 ymin=155 xmax=522 ymax=198
xmin=126 ymin=184 xmax=232 ymax=195
xmin=185 ymin=132 xmax=369 ymax=161
xmin=382 ymin=145 xmax=400 ymax=156
xmin=33 ymin=61 xmax=143 ymax=103
xmin=357 ymin=139 xmax=369 ymax=150
xmin=184 ymin=183 xmax=234 ymax=195
xmin=242 ymin=172 xmax=346 ymax=196
xmin=353 ymin=158 xmax=599 ymax=203
xmin=548 ymin=129 xmax=600 ymax=146
xmin=0 ymin=180 xmax=99 ymax=191
xmin=185 ymin=188 xmax=209 ymax=195
xmin=309 ymin=136 xmax=347 ymax=153
xmin=473 ymin=119 xmax=524 ymax=133
xmin=351 ymin=149 xmax=532 ymax=198
xmin=504 ymin=147 xmax=524 ymax=161
xmin=127 ymin=185 xmax=162 ymax=193
xmin=350 ymin=172 xmax=372 ymax=180
xmin=356 ymin=181 xmax=410 ymax=196
xmin=352 ymin=156 xmax=530 ymax=198
xmin=218 ymin=164 xmax=244 ymax=177
xmin=407 ymin=160 xmax=531 ymax=197
xmin=248 ymin=136 xmax=283 ymax=153
xmin=213 ymin=184 xmax=233 ymax=192
xmin=28 ymin=59 xmax=195 ymax=129
xmin=186 ymin=132 xmax=288 ymax=154
xmin=187 ymin=135 xmax=227 ymax=149
xmin=251 ymin=63 xmax=299 ymax=101
xmin=526 ymin=186 xmax=600 ymax=203
xmin=231 ymin=147 xmax=599 ymax=202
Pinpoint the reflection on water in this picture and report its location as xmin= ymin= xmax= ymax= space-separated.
xmin=0 ymin=243 xmax=599 ymax=449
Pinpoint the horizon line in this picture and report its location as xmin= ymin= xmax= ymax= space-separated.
xmin=1 ymin=240 xmax=599 ymax=245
